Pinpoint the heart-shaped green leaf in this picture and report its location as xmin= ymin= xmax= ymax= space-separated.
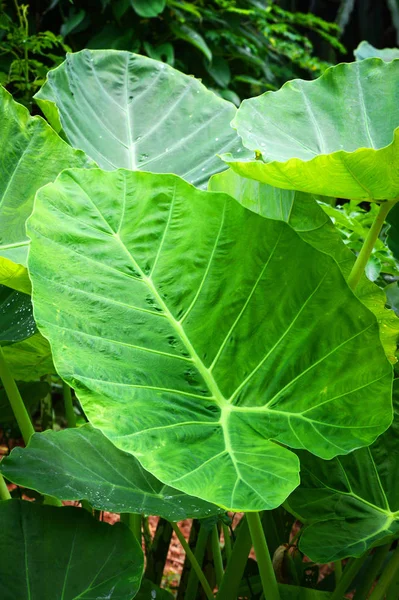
xmin=26 ymin=169 xmax=392 ymax=511
xmin=0 ymin=286 xmax=36 ymax=346
xmin=0 ymin=500 xmax=143 ymax=600
xmin=35 ymin=50 xmax=241 ymax=188
xmin=286 ymin=381 xmax=399 ymax=562
xmin=0 ymin=424 xmax=222 ymax=520
xmin=209 ymin=169 xmax=399 ymax=363
xmin=0 ymin=86 xmax=91 ymax=293
xmin=223 ymin=59 xmax=399 ymax=200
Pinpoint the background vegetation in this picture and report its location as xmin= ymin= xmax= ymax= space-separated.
xmin=1 ymin=0 xmax=398 ymax=108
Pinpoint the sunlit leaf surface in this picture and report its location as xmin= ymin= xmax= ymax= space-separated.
xmin=223 ymin=59 xmax=399 ymax=200
xmin=35 ymin=49 xmax=243 ymax=188
xmin=27 ymin=169 xmax=392 ymax=511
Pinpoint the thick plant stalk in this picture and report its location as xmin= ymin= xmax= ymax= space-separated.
xmin=0 ymin=473 xmax=11 ymax=500
xmin=353 ymin=543 xmax=391 ymax=599
xmin=330 ymin=552 xmax=370 ymax=600
xmin=62 ymin=382 xmax=76 ymax=428
xmin=334 ymin=560 xmax=342 ymax=583
xmin=0 ymin=347 xmax=62 ymax=506
xmin=171 ymin=522 xmax=214 ymax=600
xmin=347 ymin=199 xmax=398 ymax=290
xmin=120 ymin=513 xmax=141 ymax=543
xmin=145 ymin=518 xmax=173 ymax=585
xmin=222 ymin=522 xmax=232 ymax=562
xmin=0 ymin=346 xmax=35 ymax=444
xmin=185 ymin=525 xmax=210 ymax=600
xmin=216 ymin=517 xmax=252 ymax=600
xmin=211 ymin=525 xmax=224 ymax=587
xmin=369 ymin=545 xmax=399 ymax=600
xmin=386 ymin=563 xmax=399 ymax=599
xmin=247 ymin=512 xmax=280 ymax=600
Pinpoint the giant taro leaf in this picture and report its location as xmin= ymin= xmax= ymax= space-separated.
xmin=0 ymin=285 xmax=36 ymax=345
xmin=285 ymin=381 xmax=399 ymax=563
xmin=34 ymin=49 xmax=242 ymax=188
xmin=223 ymin=58 xmax=399 ymax=200
xmin=209 ymin=169 xmax=399 ymax=363
xmin=0 ymin=424 xmax=222 ymax=520
xmin=26 ymin=169 xmax=392 ymax=512
xmin=0 ymin=86 xmax=91 ymax=293
xmin=0 ymin=500 xmax=143 ymax=600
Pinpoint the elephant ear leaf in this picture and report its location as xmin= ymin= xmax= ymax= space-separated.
xmin=286 ymin=379 xmax=399 ymax=563
xmin=0 ymin=500 xmax=144 ymax=600
xmin=34 ymin=49 xmax=243 ymax=188
xmin=209 ymin=169 xmax=399 ymax=363
xmin=0 ymin=85 xmax=92 ymax=293
xmin=26 ymin=168 xmax=392 ymax=512
xmin=0 ymin=424 xmax=223 ymax=520
xmin=223 ymin=58 xmax=399 ymax=200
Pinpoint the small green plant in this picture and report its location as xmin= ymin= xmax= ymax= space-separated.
xmin=0 ymin=0 xmax=68 ymax=106
xmin=1 ymin=47 xmax=399 ymax=599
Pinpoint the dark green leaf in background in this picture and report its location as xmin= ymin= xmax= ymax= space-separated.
xmin=0 ymin=424 xmax=222 ymax=520
xmin=131 ymin=0 xmax=166 ymax=18
xmin=0 ymin=285 xmax=35 ymax=346
xmin=286 ymin=381 xmax=399 ymax=562
xmin=1 ymin=333 xmax=54 ymax=381
xmin=170 ymin=22 xmax=213 ymax=62
xmin=0 ymin=500 xmax=144 ymax=600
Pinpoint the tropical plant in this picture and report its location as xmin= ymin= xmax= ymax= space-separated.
xmin=0 ymin=0 xmax=69 ymax=106
xmin=1 ymin=48 xmax=399 ymax=599
xmin=1 ymin=0 xmax=345 ymax=106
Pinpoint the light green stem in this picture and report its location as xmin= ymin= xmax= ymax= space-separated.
xmin=369 ymin=545 xmax=399 ymax=600
xmin=247 ymin=512 xmax=280 ymax=600
xmin=330 ymin=553 xmax=370 ymax=600
xmin=62 ymin=382 xmax=76 ymax=428
xmin=185 ymin=525 xmax=210 ymax=600
xmin=0 ymin=347 xmax=61 ymax=506
xmin=216 ymin=516 xmax=252 ymax=600
xmin=121 ymin=513 xmax=141 ymax=543
xmin=222 ymin=522 xmax=232 ymax=562
xmin=353 ymin=542 xmax=391 ymax=599
xmin=171 ymin=522 xmax=214 ymax=600
xmin=0 ymin=347 xmax=35 ymax=444
xmin=0 ymin=472 xmax=11 ymax=500
xmin=347 ymin=199 xmax=398 ymax=291
xmin=334 ymin=560 xmax=342 ymax=584
xmin=212 ymin=525 xmax=224 ymax=587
